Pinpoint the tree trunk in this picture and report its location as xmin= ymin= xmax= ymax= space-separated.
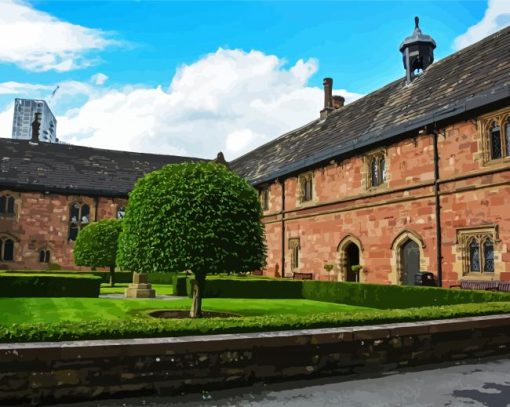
xmin=109 ymin=265 xmax=115 ymax=287
xmin=190 ymin=273 xmax=206 ymax=318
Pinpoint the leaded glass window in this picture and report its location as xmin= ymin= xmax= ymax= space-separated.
xmin=469 ymin=240 xmax=480 ymax=272
xmin=367 ymin=152 xmax=386 ymax=188
xmin=298 ymin=173 xmax=313 ymax=203
xmin=289 ymin=238 xmax=300 ymax=270
xmin=483 ymin=239 xmax=494 ymax=273
xmin=490 ymin=122 xmax=502 ymax=159
xmin=0 ymin=195 xmax=15 ymax=215
xmin=458 ymin=228 xmax=498 ymax=276
xmin=68 ymin=203 xmax=91 ymax=241
xmin=39 ymin=250 xmax=50 ymax=263
xmin=1 ymin=238 xmax=14 ymax=261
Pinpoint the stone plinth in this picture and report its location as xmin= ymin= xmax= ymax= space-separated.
xmin=125 ymin=273 xmax=155 ymax=298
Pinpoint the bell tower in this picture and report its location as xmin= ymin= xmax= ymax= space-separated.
xmin=400 ymin=17 xmax=436 ymax=84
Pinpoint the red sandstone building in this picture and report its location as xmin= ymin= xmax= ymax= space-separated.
xmin=1 ymin=22 xmax=509 ymax=287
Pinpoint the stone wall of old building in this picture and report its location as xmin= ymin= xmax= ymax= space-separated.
xmin=0 ymin=191 xmax=126 ymax=270
xmin=260 ymin=109 xmax=510 ymax=286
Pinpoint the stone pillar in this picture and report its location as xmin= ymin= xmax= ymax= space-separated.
xmin=125 ymin=272 xmax=156 ymax=298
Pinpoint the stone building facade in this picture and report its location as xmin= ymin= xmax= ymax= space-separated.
xmin=230 ymin=24 xmax=510 ymax=287
xmin=1 ymin=22 xmax=509 ymax=287
xmin=0 ymin=142 xmax=200 ymax=270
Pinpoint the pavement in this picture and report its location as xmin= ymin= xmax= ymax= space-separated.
xmin=59 ymin=354 xmax=510 ymax=407
xmin=99 ymin=294 xmax=186 ymax=300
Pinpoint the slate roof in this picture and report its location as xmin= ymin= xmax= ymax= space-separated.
xmin=230 ymin=26 xmax=510 ymax=184
xmin=0 ymin=139 xmax=203 ymax=196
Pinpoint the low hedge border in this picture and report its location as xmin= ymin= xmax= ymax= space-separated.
xmin=2 ymin=270 xmax=133 ymax=284
xmin=0 ymin=274 xmax=101 ymax=298
xmin=2 ymin=302 xmax=510 ymax=343
xmin=184 ymin=278 xmax=510 ymax=307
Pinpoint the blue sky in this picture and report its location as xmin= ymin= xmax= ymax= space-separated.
xmin=0 ymin=0 xmax=508 ymax=158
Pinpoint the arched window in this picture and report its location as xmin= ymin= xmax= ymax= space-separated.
xmin=366 ymin=151 xmax=386 ymax=188
xmin=298 ymin=172 xmax=313 ymax=203
xmin=39 ymin=250 xmax=50 ymax=263
xmin=483 ymin=238 xmax=494 ymax=273
xmin=68 ymin=202 xmax=90 ymax=241
xmin=0 ymin=195 xmax=15 ymax=215
xmin=489 ymin=121 xmax=502 ymax=159
xmin=469 ymin=239 xmax=480 ymax=272
xmin=0 ymin=237 xmax=14 ymax=261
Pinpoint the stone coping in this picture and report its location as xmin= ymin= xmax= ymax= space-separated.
xmin=1 ymin=313 xmax=509 ymax=351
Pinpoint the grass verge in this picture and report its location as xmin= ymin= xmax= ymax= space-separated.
xmin=1 ymin=301 xmax=510 ymax=343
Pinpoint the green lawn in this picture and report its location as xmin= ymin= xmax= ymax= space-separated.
xmin=100 ymin=283 xmax=175 ymax=295
xmin=0 ymin=297 xmax=374 ymax=325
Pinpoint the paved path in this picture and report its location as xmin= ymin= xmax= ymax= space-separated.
xmin=60 ymin=355 xmax=510 ymax=406
xmin=99 ymin=294 xmax=186 ymax=300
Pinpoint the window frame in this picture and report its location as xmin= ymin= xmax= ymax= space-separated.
xmin=456 ymin=226 xmax=498 ymax=277
xmin=479 ymin=107 xmax=510 ymax=164
xmin=68 ymin=202 xmax=91 ymax=241
xmin=297 ymin=172 xmax=314 ymax=204
xmin=259 ymin=187 xmax=270 ymax=211
xmin=0 ymin=194 xmax=16 ymax=217
xmin=288 ymin=238 xmax=300 ymax=271
xmin=0 ymin=236 xmax=15 ymax=262
xmin=365 ymin=150 xmax=387 ymax=190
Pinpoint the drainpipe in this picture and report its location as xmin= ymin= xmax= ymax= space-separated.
xmin=94 ymin=197 xmax=99 ymax=221
xmin=432 ymin=126 xmax=443 ymax=287
xmin=280 ymin=178 xmax=286 ymax=278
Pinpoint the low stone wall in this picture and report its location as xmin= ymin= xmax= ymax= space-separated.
xmin=1 ymin=314 xmax=510 ymax=405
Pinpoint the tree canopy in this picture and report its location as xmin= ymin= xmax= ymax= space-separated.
xmin=117 ymin=161 xmax=267 ymax=316
xmin=73 ymin=218 xmax=123 ymax=286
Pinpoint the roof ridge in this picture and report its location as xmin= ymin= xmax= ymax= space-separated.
xmin=0 ymin=137 xmax=204 ymax=162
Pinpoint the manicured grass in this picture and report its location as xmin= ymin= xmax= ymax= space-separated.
xmin=100 ymin=283 xmax=175 ymax=295
xmin=0 ymin=298 xmax=374 ymax=325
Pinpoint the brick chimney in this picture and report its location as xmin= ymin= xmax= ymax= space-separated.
xmin=320 ymin=77 xmax=333 ymax=119
xmin=31 ymin=112 xmax=41 ymax=143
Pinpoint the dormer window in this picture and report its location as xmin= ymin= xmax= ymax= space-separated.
xmin=0 ymin=195 xmax=15 ymax=216
xmin=68 ymin=202 xmax=90 ymax=241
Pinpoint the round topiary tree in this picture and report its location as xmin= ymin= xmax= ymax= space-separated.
xmin=74 ymin=218 xmax=123 ymax=287
xmin=117 ymin=161 xmax=267 ymax=317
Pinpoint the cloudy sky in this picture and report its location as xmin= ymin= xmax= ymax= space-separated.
xmin=0 ymin=0 xmax=509 ymax=159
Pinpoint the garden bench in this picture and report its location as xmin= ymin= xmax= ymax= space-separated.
xmin=292 ymin=272 xmax=313 ymax=280
xmin=450 ymin=280 xmax=499 ymax=291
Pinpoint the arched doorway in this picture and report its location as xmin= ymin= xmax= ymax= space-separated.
xmin=345 ymin=243 xmax=360 ymax=282
xmin=400 ymin=239 xmax=420 ymax=285
xmin=337 ymin=234 xmax=364 ymax=283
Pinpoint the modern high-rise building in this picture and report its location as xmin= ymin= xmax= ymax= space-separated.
xmin=11 ymin=98 xmax=57 ymax=143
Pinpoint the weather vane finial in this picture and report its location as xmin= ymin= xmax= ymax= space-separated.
xmin=415 ymin=16 xmax=420 ymax=29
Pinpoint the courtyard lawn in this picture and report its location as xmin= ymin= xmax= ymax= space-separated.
xmin=100 ymin=283 xmax=175 ymax=295
xmin=0 ymin=298 xmax=375 ymax=325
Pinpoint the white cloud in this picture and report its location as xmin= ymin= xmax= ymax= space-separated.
xmin=91 ymin=73 xmax=108 ymax=86
xmin=0 ymin=48 xmax=364 ymax=160
xmin=0 ymin=0 xmax=120 ymax=72
xmin=0 ymin=81 xmax=53 ymax=95
xmin=454 ymin=0 xmax=510 ymax=50
xmin=0 ymin=103 xmax=14 ymax=138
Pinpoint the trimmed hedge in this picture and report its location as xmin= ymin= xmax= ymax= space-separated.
xmin=174 ymin=276 xmax=188 ymax=296
xmin=2 ymin=301 xmax=510 ymax=343
xmin=147 ymin=273 xmax=178 ymax=285
xmin=301 ymin=280 xmax=510 ymax=308
xmin=186 ymin=277 xmax=302 ymax=299
xmin=182 ymin=277 xmax=510 ymax=307
xmin=0 ymin=274 xmax=101 ymax=298
xmin=2 ymin=270 xmax=133 ymax=284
